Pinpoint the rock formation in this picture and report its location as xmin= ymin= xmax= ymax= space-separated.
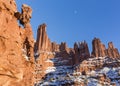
xmin=92 ymin=38 xmax=106 ymax=57
xmin=92 ymin=38 xmax=119 ymax=58
xmin=34 ymin=23 xmax=52 ymax=53
xmin=59 ymin=42 xmax=68 ymax=51
xmin=56 ymin=42 xmax=70 ymax=58
xmin=0 ymin=0 xmax=120 ymax=86
xmin=79 ymin=41 xmax=90 ymax=61
xmin=34 ymin=24 xmax=55 ymax=83
xmin=0 ymin=0 xmax=34 ymax=86
xmin=74 ymin=41 xmax=90 ymax=65
xmin=15 ymin=4 xmax=32 ymax=27
xmin=73 ymin=42 xmax=79 ymax=64
xmin=106 ymin=42 xmax=119 ymax=58
xmin=51 ymin=42 xmax=60 ymax=52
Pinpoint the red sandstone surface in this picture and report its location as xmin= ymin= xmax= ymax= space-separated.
xmin=0 ymin=0 xmax=120 ymax=86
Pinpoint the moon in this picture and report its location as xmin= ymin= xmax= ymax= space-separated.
xmin=74 ymin=10 xmax=78 ymax=14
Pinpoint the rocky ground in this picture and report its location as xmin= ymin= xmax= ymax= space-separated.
xmin=35 ymin=56 xmax=120 ymax=86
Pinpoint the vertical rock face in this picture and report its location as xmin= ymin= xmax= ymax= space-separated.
xmin=0 ymin=0 xmax=34 ymax=86
xmin=34 ymin=24 xmax=54 ymax=82
xmin=35 ymin=23 xmax=52 ymax=53
xmin=79 ymin=41 xmax=90 ymax=60
xmin=91 ymin=38 xmax=106 ymax=57
xmin=17 ymin=4 xmax=35 ymax=85
xmin=15 ymin=1 xmax=34 ymax=60
xmin=73 ymin=41 xmax=90 ymax=65
xmin=51 ymin=42 xmax=60 ymax=52
xmin=74 ymin=42 xmax=80 ymax=64
xmin=106 ymin=42 xmax=119 ymax=58
xmin=59 ymin=42 xmax=68 ymax=51
xmin=92 ymin=38 xmax=119 ymax=58
xmin=56 ymin=42 xmax=70 ymax=58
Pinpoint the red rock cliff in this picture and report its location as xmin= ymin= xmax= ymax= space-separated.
xmin=92 ymin=38 xmax=106 ymax=57
xmin=92 ymin=38 xmax=119 ymax=58
xmin=0 ymin=0 xmax=34 ymax=86
xmin=106 ymin=42 xmax=119 ymax=58
xmin=35 ymin=23 xmax=52 ymax=53
xmin=1 ymin=0 xmax=120 ymax=86
xmin=74 ymin=41 xmax=90 ymax=65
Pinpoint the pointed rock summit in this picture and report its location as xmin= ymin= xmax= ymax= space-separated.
xmin=92 ymin=38 xmax=106 ymax=57
xmin=74 ymin=41 xmax=90 ymax=64
xmin=92 ymin=38 xmax=119 ymax=58
xmin=35 ymin=23 xmax=52 ymax=53
xmin=106 ymin=42 xmax=119 ymax=58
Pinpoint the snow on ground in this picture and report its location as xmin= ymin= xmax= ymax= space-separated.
xmin=37 ymin=57 xmax=120 ymax=86
xmin=45 ymin=59 xmax=53 ymax=63
xmin=45 ymin=67 xmax=56 ymax=74
xmin=88 ymin=67 xmax=120 ymax=86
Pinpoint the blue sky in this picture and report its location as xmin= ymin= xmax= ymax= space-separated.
xmin=16 ymin=0 xmax=120 ymax=51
